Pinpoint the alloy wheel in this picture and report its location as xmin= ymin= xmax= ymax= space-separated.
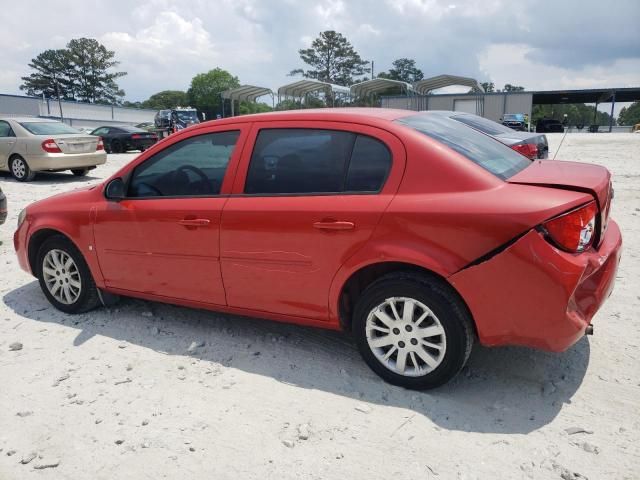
xmin=42 ymin=249 xmax=82 ymax=305
xmin=11 ymin=158 xmax=26 ymax=179
xmin=365 ymin=297 xmax=447 ymax=377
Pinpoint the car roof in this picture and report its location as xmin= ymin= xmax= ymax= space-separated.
xmin=192 ymin=108 xmax=421 ymax=130
xmin=0 ymin=117 xmax=60 ymax=123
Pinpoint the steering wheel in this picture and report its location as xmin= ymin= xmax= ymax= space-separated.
xmin=177 ymin=165 xmax=209 ymax=183
xmin=136 ymin=182 xmax=163 ymax=196
xmin=176 ymin=165 xmax=218 ymax=194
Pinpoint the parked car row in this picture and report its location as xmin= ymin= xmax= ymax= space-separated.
xmin=13 ymin=108 xmax=621 ymax=390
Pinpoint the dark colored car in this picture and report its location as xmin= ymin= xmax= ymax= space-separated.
xmin=0 ymin=185 xmax=6 ymax=225
xmin=536 ymin=119 xmax=564 ymax=133
xmin=501 ymin=113 xmax=527 ymax=131
xmin=154 ymin=110 xmax=171 ymax=129
xmin=443 ymin=112 xmax=549 ymax=159
xmin=91 ymin=126 xmax=158 ymax=154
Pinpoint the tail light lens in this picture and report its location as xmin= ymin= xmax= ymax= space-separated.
xmin=41 ymin=139 xmax=62 ymax=153
xmin=96 ymin=137 xmax=104 ymax=151
xmin=511 ymin=142 xmax=538 ymax=159
xmin=542 ymin=201 xmax=598 ymax=253
xmin=131 ymin=134 xmax=142 ymax=139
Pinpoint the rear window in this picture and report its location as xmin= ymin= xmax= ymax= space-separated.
xmin=451 ymin=114 xmax=514 ymax=136
xmin=20 ymin=121 xmax=81 ymax=135
xmin=396 ymin=113 xmax=530 ymax=180
xmin=118 ymin=126 xmax=146 ymax=133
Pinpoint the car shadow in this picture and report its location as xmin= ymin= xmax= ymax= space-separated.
xmin=3 ymin=281 xmax=590 ymax=434
xmin=0 ymin=171 xmax=101 ymax=184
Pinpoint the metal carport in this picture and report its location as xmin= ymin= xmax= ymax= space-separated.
xmin=350 ymin=78 xmax=415 ymax=99
xmin=413 ymin=74 xmax=485 ymax=95
xmin=221 ymin=85 xmax=274 ymax=117
xmin=277 ymin=79 xmax=351 ymax=106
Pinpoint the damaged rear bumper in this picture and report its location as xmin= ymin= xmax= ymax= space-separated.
xmin=448 ymin=220 xmax=622 ymax=352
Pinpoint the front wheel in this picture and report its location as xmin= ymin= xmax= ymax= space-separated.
xmin=353 ymin=272 xmax=474 ymax=390
xmin=36 ymin=235 xmax=100 ymax=314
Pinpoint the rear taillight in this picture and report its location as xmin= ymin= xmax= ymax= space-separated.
xmin=41 ymin=139 xmax=62 ymax=153
xmin=542 ymin=201 xmax=598 ymax=253
xmin=97 ymin=137 xmax=104 ymax=151
xmin=131 ymin=134 xmax=142 ymax=139
xmin=511 ymin=142 xmax=538 ymax=159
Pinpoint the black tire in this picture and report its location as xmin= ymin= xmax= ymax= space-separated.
xmin=139 ymin=147 xmax=145 ymax=152
xmin=71 ymin=168 xmax=89 ymax=177
xmin=10 ymin=156 xmax=36 ymax=182
xmin=353 ymin=272 xmax=474 ymax=390
xmin=111 ymin=140 xmax=123 ymax=154
xmin=36 ymin=235 xmax=100 ymax=314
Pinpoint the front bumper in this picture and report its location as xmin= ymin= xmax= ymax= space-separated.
xmin=25 ymin=151 xmax=107 ymax=171
xmin=449 ymin=220 xmax=622 ymax=352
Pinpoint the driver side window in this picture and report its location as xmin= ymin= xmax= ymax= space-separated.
xmin=128 ymin=131 xmax=240 ymax=198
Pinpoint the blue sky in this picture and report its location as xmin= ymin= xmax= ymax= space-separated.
xmin=1 ymin=0 xmax=638 ymax=111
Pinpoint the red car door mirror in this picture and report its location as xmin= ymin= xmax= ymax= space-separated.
xmin=105 ymin=178 xmax=125 ymax=201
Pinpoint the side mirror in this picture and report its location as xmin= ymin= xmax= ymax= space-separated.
xmin=105 ymin=178 xmax=125 ymax=201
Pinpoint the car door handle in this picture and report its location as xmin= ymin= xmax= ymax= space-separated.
xmin=179 ymin=218 xmax=210 ymax=227
xmin=313 ymin=221 xmax=355 ymax=231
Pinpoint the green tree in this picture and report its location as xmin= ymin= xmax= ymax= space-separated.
xmin=20 ymin=49 xmax=76 ymax=99
xmin=532 ymin=103 xmax=612 ymax=127
xmin=20 ymin=38 xmax=126 ymax=104
xmin=239 ymin=101 xmax=273 ymax=115
xmin=480 ymin=81 xmax=495 ymax=93
xmin=617 ymin=102 xmax=640 ymax=125
xmin=66 ymin=38 xmax=126 ymax=103
xmin=290 ymin=31 xmax=369 ymax=85
xmin=378 ymin=58 xmax=424 ymax=83
xmin=142 ymin=90 xmax=188 ymax=110
xmin=503 ymin=83 xmax=525 ymax=92
xmin=187 ymin=68 xmax=239 ymax=119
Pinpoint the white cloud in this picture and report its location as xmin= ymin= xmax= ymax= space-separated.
xmin=0 ymin=0 xmax=637 ymax=104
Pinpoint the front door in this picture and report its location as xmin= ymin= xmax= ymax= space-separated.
xmin=93 ymin=128 xmax=247 ymax=305
xmin=220 ymin=122 xmax=405 ymax=320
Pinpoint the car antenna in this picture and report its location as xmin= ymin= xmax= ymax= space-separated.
xmin=552 ymin=124 xmax=570 ymax=160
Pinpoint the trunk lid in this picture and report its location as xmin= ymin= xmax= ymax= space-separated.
xmin=508 ymin=160 xmax=613 ymax=245
xmin=52 ymin=134 xmax=99 ymax=154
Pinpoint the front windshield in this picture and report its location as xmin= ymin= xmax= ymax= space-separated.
xmin=396 ymin=113 xmax=531 ymax=180
xmin=503 ymin=114 xmax=524 ymax=121
xmin=175 ymin=111 xmax=198 ymax=122
xmin=20 ymin=121 xmax=81 ymax=135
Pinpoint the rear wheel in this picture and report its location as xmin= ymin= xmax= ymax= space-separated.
xmin=353 ymin=272 xmax=474 ymax=390
xmin=71 ymin=168 xmax=89 ymax=177
xmin=36 ymin=235 xmax=100 ymax=314
xmin=10 ymin=156 xmax=36 ymax=182
xmin=111 ymin=140 xmax=123 ymax=154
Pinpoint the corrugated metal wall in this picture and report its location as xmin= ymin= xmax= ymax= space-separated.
xmin=0 ymin=94 xmax=155 ymax=126
xmin=381 ymin=92 xmax=533 ymax=123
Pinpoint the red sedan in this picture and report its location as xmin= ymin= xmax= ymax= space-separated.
xmin=14 ymin=109 xmax=622 ymax=389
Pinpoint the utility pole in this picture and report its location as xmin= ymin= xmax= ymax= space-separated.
xmin=53 ymin=75 xmax=64 ymax=122
xmin=371 ymin=61 xmax=375 ymax=79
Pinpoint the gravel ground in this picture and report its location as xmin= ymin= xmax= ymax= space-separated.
xmin=0 ymin=132 xmax=638 ymax=479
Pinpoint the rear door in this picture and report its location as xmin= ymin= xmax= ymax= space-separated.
xmin=220 ymin=121 xmax=406 ymax=321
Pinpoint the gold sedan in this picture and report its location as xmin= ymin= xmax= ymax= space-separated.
xmin=0 ymin=117 xmax=107 ymax=182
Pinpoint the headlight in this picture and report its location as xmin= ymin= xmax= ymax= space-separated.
xmin=17 ymin=209 xmax=27 ymax=229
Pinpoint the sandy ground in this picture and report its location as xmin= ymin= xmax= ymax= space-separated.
xmin=0 ymin=132 xmax=638 ymax=479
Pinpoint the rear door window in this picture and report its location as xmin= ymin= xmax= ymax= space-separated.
xmin=396 ymin=113 xmax=530 ymax=179
xmin=245 ymin=129 xmax=354 ymax=194
xmin=245 ymin=128 xmax=392 ymax=195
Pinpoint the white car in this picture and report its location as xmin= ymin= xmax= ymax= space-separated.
xmin=0 ymin=117 xmax=107 ymax=181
